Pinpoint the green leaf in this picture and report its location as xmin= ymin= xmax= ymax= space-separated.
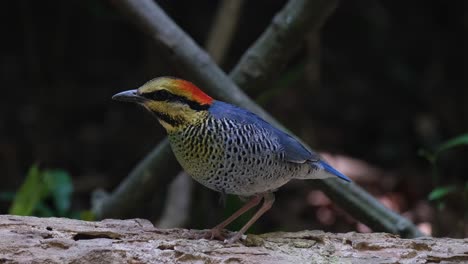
xmin=436 ymin=134 xmax=468 ymax=153
xmin=9 ymin=165 xmax=49 ymax=215
xmin=43 ymin=170 xmax=73 ymax=216
xmin=428 ymin=185 xmax=457 ymax=201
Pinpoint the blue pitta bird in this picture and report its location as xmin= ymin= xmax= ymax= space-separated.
xmin=113 ymin=77 xmax=351 ymax=243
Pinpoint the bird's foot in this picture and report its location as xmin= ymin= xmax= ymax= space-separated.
xmin=197 ymin=229 xmax=244 ymax=244
xmin=203 ymin=228 xmax=228 ymax=241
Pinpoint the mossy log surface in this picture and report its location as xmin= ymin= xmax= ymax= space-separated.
xmin=0 ymin=215 xmax=467 ymax=263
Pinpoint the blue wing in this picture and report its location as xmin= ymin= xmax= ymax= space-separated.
xmin=209 ymin=101 xmax=320 ymax=163
xmin=210 ymin=101 xmax=350 ymax=182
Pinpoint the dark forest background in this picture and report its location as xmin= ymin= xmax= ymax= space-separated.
xmin=1 ymin=0 xmax=467 ymax=238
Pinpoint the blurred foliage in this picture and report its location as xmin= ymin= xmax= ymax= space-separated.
xmin=420 ymin=134 xmax=468 ymax=165
xmin=2 ymin=164 xmax=94 ymax=220
xmin=9 ymin=165 xmax=46 ymax=216
xmin=428 ymin=185 xmax=456 ymax=202
xmin=420 ymin=134 xmax=468 ymax=215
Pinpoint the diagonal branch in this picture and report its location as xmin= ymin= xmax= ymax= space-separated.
xmin=230 ymin=0 xmax=336 ymax=92
xmin=95 ymin=0 xmax=423 ymax=238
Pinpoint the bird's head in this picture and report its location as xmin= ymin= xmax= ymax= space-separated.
xmin=112 ymin=77 xmax=213 ymax=132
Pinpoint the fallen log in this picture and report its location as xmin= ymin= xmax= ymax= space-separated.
xmin=0 ymin=215 xmax=466 ymax=263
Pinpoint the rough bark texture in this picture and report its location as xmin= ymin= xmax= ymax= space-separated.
xmin=1 ymin=215 xmax=467 ymax=264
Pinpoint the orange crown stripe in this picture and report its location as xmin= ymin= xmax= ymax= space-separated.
xmin=177 ymin=80 xmax=213 ymax=105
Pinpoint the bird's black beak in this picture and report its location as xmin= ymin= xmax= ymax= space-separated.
xmin=112 ymin=89 xmax=146 ymax=103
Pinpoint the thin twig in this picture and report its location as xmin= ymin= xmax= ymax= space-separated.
xmin=155 ymin=171 xmax=193 ymax=228
xmin=205 ymin=0 xmax=245 ymax=65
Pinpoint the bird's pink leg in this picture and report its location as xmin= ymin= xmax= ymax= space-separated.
xmin=225 ymin=192 xmax=275 ymax=244
xmin=208 ymin=195 xmax=262 ymax=240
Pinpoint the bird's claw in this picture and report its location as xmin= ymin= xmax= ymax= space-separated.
xmin=205 ymin=228 xmax=227 ymax=241
xmin=201 ymin=229 xmax=244 ymax=244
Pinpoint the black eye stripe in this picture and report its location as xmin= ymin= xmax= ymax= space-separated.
xmin=142 ymin=90 xmax=210 ymax=111
xmin=144 ymin=90 xmax=174 ymax=101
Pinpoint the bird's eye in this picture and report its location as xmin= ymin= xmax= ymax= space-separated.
xmin=155 ymin=90 xmax=170 ymax=100
xmin=147 ymin=90 xmax=172 ymax=101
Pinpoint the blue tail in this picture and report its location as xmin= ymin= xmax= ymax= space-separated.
xmin=320 ymin=161 xmax=351 ymax=182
